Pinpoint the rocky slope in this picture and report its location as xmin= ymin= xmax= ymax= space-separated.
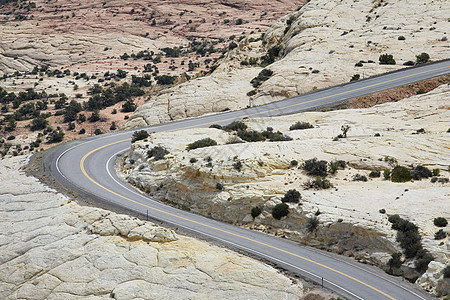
xmin=0 ymin=0 xmax=302 ymax=76
xmin=123 ymin=85 xmax=450 ymax=296
xmin=125 ymin=0 xmax=449 ymax=128
xmin=0 ymin=156 xmax=306 ymax=299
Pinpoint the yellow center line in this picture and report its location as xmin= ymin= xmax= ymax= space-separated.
xmin=79 ymin=64 xmax=450 ymax=300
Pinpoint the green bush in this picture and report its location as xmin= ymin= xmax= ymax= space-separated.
xmin=369 ymin=170 xmax=381 ymax=178
xmin=391 ymin=166 xmax=412 ymax=182
xmin=223 ymin=121 xmax=247 ymax=131
xmin=415 ymin=250 xmax=433 ymax=273
xmin=94 ymin=128 xmax=103 ymax=135
xmin=432 ymin=168 xmax=440 ymax=176
xmin=434 ymin=217 xmax=448 ymax=227
xmin=250 ymin=69 xmax=273 ymax=88
xmin=237 ymin=130 xmax=265 ymax=142
xmin=328 ymin=160 xmax=346 ymax=174
xmin=290 ymin=160 xmax=298 ymax=166
xmin=302 ymin=158 xmax=328 ymax=177
xmin=131 ymin=130 xmax=149 ymax=143
xmin=434 ymin=229 xmax=446 ymax=240
xmin=289 ymin=121 xmax=313 ymax=131
xmin=79 ymin=128 xmax=86 ymax=134
xmin=443 ymin=265 xmax=450 ymax=278
xmin=388 ymin=252 xmax=403 ymax=269
xmin=189 ymin=158 xmax=198 ymax=163
xmin=306 ymin=216 xmax=319 ymax=233
xmin=251 ymin=206 xmax=262 ymax=218
xmin=187 ymin=138 xmax=217 ymax=150
xmin=147 ymin=146 xmax=169 ymax=161
xmin=233 ymin=161 xmax=243 ymax=171
xmin=272 ymin=203 xmax=289 ymax=220
xmin=304 ymin=177 xmax=332 ymax=189
xmin=47 ymin=130 xmax=64 ymax=143
xmin=416 ymin=52 xmax=430 ymax=65
xmin=379 ymin=54 xmax=396 ymax=65
xmin=350 ymin=74 xmax=360 ymax=82
xmin=410 ymin=165 xmax=432 ymax=180
xmin=353 ymin=174 xmax=368 ymax=182
xmin=281 ymin=189 xmax=301 ymax=203
xmin=383 ymin=169 xmax=391 ymax=180
xmin=209 ymin=124 xmax=223 ymax=130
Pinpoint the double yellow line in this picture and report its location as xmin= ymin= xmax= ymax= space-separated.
xmin=80 ymin=64 xmax=449 ymax=299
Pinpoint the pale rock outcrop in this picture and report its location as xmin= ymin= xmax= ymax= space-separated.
xmin=126 ymin=0 xmax=449 ymax=129
xmin=124 ymin=85 xmax=450 ymax=296
xmin=0 ymin=156 xmax=303 ymax=299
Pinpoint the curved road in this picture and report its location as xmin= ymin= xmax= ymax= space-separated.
xmin=44 ymin=60 xmax=450 ymax=299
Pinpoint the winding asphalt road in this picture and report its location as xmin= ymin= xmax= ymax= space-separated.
xmin=44 ymin=60 xmax=450 ymax=299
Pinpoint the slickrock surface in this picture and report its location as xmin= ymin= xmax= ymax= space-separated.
xmin=124 ymin=85 xmax=450 ymax=296
xmin=125 ymin=0 xmax=449 ymax=128
xmin=0 ymin=156 xmax=304 ymax=299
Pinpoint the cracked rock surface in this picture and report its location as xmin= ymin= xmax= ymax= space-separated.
xmin=0 ymin=156 xmax=303 ymax=299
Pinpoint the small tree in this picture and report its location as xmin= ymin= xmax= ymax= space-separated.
xmin=415 ymin=53 xmax=430 ymax=65
xmin=147 ymin=146 xmax=169 ymax=161
xmin=272 ymin=203 xmax=289 ymax=220
xmin=388 ymin=252 xmax=403 ymax=269
xmin=306 ymin=216 xmax=319 ymax=233
xmin=131 ymin=130 xmax=149 ymax=143
xmin=251 ymin=206 xmax=262 ymax=218
xmin=434 ymin=217 xmax=448 ymax=227
xmin=302 ymin=158 xmax=328 ymax=177
xmin=281 ymin=189 xmax=301 ymax=203
xmin=379 ymin=54 xmax=396 ymax=65
xmin=187 ymin=138 xmax=217 ymax=150
xmin=341 ymin=125 xmax=350 ymax=138
xmin=391 ymin=166 xmax=412 ymax=182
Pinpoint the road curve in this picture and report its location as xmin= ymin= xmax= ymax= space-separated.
xmin=44 ymin=60 xmax=449 ymax=299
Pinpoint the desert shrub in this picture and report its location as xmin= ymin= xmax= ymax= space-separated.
xmin=369 ymin=170 xmax=381 ymax=178
xmin=261 ymin=45 xmax=282 ymax=66
xmin=250 ymin=69 xmax=273 ymax=88
xmin=7 ymin=135 xmax=15 ymax=140
xmin=388 ymin=214 xmax=401 ymax=224
xmin=147 ymin=146 xmax=169 ymax=161
xmin=379 ymin=209 xmax=386 ymax=214
xmin=398 ymin=36 xmax=406 ymax=40
xmin=379 ymin=53 xmax=396 ymax=65
xmin=155 ymin=75 xmax=177 ymax=85
xmin=306 ymin=216 xmax=319 ymax=233
xmin=434 ymin=229 xmax=446 ymax=240
xmin=302 ymin=158 xmax=328 ymax=177
xmin=443 ymin=265 xmax=450 ymax=278
xmin=121 ymin=99 xmax=137 ymax=112
xmin=30 ymin=116 xmax=49 ymax=131
xmin=434 ymin=217 xmax=448 ymax=227
xmin=350 ymin=74 xmax=360 ymax=81
xmin=391 ymin=166 xmax=412 ymax=182
xmin=388 ymin=252 xmax=403 ymax=269
xmin=94 ymin=129 xmax=103 ymax=135
xmin=328 ymin=160 xmax=346 ymax=174
xmin=216 ymin=183 xmax=223 ymax=191
xmin=272 ymin=203 xmax=289 ymax=220
xmin=47 ymin=130 xmax=64 ymax=143
xmin=290 ymin=160 xmax=298 ymax=166
xmin=353 ymin=174 xmax=368 ymax=182
xmin=251 ymin=206 xmax=262 ymax=218
xmin=110 ymin=122 xmax=117 ymax=130
xmin=187 ymin=138 xmax=217 ymax=150
xmin=233 ymin=160 xmax=243 ymax=171
xmin=355 ymin=62 xmax=363 ymax=67
xmin=410 ymin=165 xmax=432 ymax=180
xmin=397 ymin=229 xmax=422 ymax=258
xmin=305 ymin=177 xmax=332 ymax=189
xmin=189 ymin=158 xmax=198 ymax=163
xmin=415 ymin=250 xmax=434 ymax=273
xmin=263 ymin=130 xmax=292 ymax=142
xmin=223 ymin=121 xmax=247 ymax=131
xmin=88 ymin=110 xmax=101 ymax=122
xmin=432 ymin=168 xmax=440 ymax=176
xmin=289 ymin=121 xmax=313 ymax=131
xmin=131 ymin=130 xmax=149 ymax=143
xmin=416 ymin=52 xmax=430 ymax=65
xmin=281 ymin=189 xmax=301 ymax=203
xmin=237 ymin=130 xmax=265 ymax=142
xmin=383 ymin=169 xmax=391 ymax=180
xmin=209 ymin=124 xmax=223 ymax=130
xmin=403 ymin=61 xmax=415 ymax=66
xmin=79 ymin=128 xmax=86 ymax=134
